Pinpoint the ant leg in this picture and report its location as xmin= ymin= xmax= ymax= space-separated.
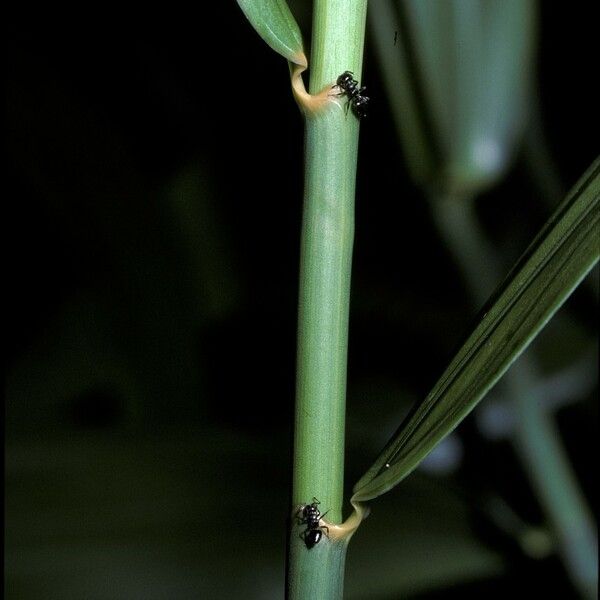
xmin=295 ymin=505 xmax=305 ymax=520
xmin=321 ymin=525 xmax=330 ymax=538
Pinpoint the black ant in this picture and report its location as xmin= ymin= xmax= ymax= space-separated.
xmin=334 ymin=71 xmax=369 ymax=119
xmin=296 ymin=497 xmax=329 ymax=549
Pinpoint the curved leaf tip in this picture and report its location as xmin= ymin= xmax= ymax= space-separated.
xmin=237 ymin=0 xmax=306 ymax=65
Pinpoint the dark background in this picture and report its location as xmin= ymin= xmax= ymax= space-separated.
xmin=5 ymin=3 xmax=597 ymax=599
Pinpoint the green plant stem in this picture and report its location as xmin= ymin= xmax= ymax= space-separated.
xmin=508 ymin=362 xmax=598 ymax=600
xmin=431 ymin=194 xmax=598 ymax=599
xmin=292 ymin=110 xmax=356 ymax=523
xmin=288 ymin=1 xmax=367 ymax=598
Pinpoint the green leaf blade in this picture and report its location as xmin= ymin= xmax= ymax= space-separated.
xmin=237 ymin=0 xmax=306 ymax=65
xmin=353 ymin=158 xmax=600 ymax=502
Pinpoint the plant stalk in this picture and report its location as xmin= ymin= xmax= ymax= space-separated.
xmin=288 ymin=0 xmax=367 ymax=597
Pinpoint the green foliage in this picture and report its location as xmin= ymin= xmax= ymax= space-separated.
xmin=353 ymin=158 xmax=600 ymax=501
xmin=370 ymin=0 xmax=537 ymax=192
xmin=237 ymin=0 xmax=306 ymax=64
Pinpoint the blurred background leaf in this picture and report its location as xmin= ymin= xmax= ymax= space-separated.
xmin=370 ymin=0 xmax=537 ymax=193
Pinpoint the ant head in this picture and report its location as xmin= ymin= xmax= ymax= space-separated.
xmin=336 ymin=72 xmax=355 ymax=87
